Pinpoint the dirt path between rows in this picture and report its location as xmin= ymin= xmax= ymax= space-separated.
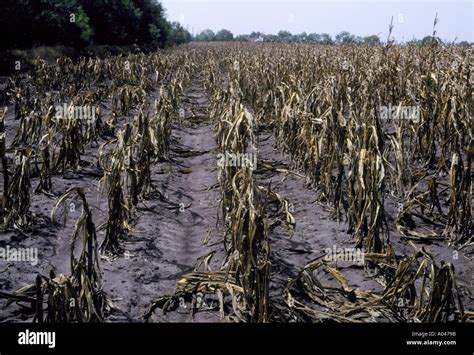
xmin=1 ymin=73 xmax=472 ymax=323
xmin=112 ymin=76 xmax=225 ymax=322
xmin=0 ymin=75 xmax=226 ymax=322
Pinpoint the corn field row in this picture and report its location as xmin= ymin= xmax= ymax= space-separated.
xmin=0 ymin=42 xmax=472 ymax=323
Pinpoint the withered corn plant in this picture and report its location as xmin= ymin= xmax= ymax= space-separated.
xmin=146 ymin=71 xmax=280 ymax=322
xmin=283 ymin=246 xmax=466 ymax=322
xmin=381 ymin=246 xmax=466 ymax=322
xmin=1 ymin=37 xmax=471 ymax=325
xmin=45 ymin=187 xmax=111 ymax=322
xmin=444 ymin=145 xmax=473 ymax=245
xmin=210 ymin=82 xmax=271 ymax=321
xmin=0 ymin=188 xmax=112 ymax=322
xmin=35 ymin=129 xmax=53 ymax=193
xmin=185 ymin=41 xmax=471 ymax=324
xmin=98 ymin=125 xmax=133 ymax=254
xmin=0 ymin=107 xmax=7 ymax=228
xmin=5 ymin=149 xmax=32 ymax=228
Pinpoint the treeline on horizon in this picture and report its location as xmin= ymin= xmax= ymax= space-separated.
xmin=0 ymin=1 xmax=471 ymax=51
xmin=195 ymin=29 xmax=472 ymax=46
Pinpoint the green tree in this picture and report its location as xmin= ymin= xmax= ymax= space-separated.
xmin=235 ymin=34 xmax=250 ymax=42
xmin=132 ymin=0 xmax=170 ymax=47
xmin=215 ymin=29 xmax=234 ymax=41
xmin=249 ymin=31 xmax=263 ymax=39
xmin=336 ymin=31 xmax=356 ymax=44
xmin=277 ymin=30 xmax=293 ymax=42
xmin=320 ymin=33 xmax=334 ymax=45
xmin=421 ymin=35 xmax=438 ymax=45
xmin=0 ymin=0 xmax=183 ymax=49
xmin=307 ymin=33 xmax=322 ymax=43
xmin=0 ymin=0 xmax=93 ymax=48
xmin=196 ymin=29 xmax=215 ymax=41
xmin=167 ymin=22 xmax=192 ymax=45
xmin=457 ymin=41 xmax=470 ymax=47
xmin=363 ymin=35 xmax=381 ymax=45
xmin=295 ymin=32 xmax=308 ymax=43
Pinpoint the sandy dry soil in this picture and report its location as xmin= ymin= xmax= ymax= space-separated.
xmin=0 ymin=74 xmax=472 ymax=323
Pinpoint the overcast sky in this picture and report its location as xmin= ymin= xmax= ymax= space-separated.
xmin=160 ymin=0 xmax=473 ymax=42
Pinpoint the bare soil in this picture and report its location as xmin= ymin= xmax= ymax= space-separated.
xmin=0 ymin=75 xmax=472 ymax=323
